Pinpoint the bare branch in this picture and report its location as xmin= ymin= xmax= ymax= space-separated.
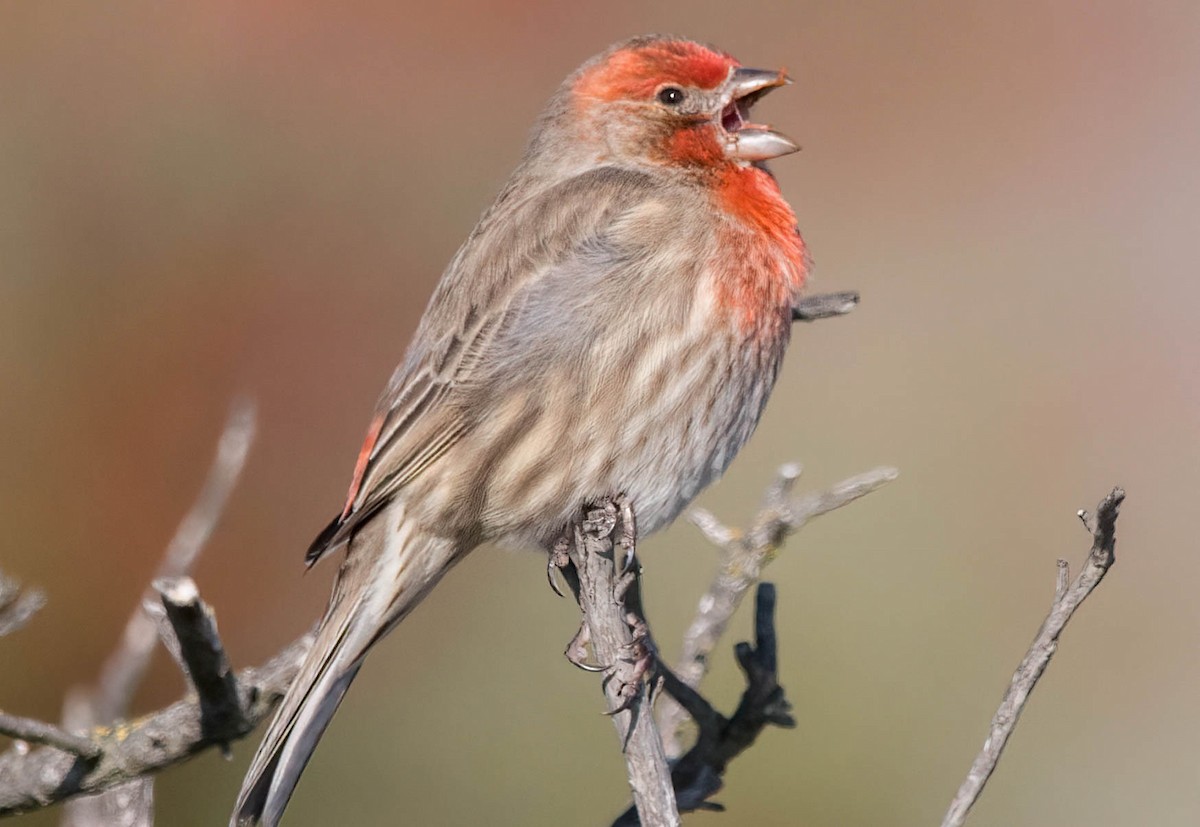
xmin=565 ymin=499 xmax=680 ymax=827
xmin=659 ymin=465 xmax=897 ymax=754
xmin=0 ymin=568 xmax=46 ymax=638
xmin=0 ymin=712 xmax=100 ymax=759
xmin=792 ymin=290 xmax=860 ymax=322
xmin=78 ymin=398 xmax=256 ymax=725
xmin=154 ymin=577 xmax=248 ymax=752
xmin=0 ymin=631 xmax=314 ymax=816
xmin=940 ymin=487 xmax=1125 ymax=827
xmin=57 ymin=399 xmax=255 ymax=827
xmin=687 ymin=508 xmax=735 ymax=549
xmin=64 ymin=780 xmax=154 ymax=827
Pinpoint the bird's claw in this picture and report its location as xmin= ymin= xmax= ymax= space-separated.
xmin=615 ymin=494 xmax=637 ymax=574
xmin=564 ymin=621 xmax=606 ymax=672
xmin=546 ymin=535 xmax=572 ymax=598
xmin=546 ymin=556 xmax=565 ymax=598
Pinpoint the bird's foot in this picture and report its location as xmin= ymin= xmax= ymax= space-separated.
xmin=602 ymin=611 xmax=657 ymax=716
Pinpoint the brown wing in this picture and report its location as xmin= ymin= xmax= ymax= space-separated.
xmin=305 ymin=165 xmax=666 ymax=566
xmin=304 ymin=308 xmax=501 ymax=565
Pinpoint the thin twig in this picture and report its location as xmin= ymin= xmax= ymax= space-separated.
xmin=154 ymin=577 xmax=248 ymax=753
xmin=0 ymin=569 xmax=46 ymax=638
xmin=60 ymin=399 xmax=255 ymax=827
xmin=567 ymin=500 xmax=680 ymax=827
xmin=0 ymin=712 xmax=100 ymax=759
xmin=76 ymin=398 xmax=256 ymax=724
xmin=940 ymin=487 xmax=1125 ymax=827
xmin=658 ymin=465 xmax=898 ymax=755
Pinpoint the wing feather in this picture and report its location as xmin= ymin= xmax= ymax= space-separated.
xmin=306 ymin=166 xmax=669 ymax=565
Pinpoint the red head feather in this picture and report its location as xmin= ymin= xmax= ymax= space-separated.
xmin=574 ymin=39 xmax=737 ymax=102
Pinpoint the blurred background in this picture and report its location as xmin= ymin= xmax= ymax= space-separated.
xmin=2 ymin=1 xmax=1198 ymax=824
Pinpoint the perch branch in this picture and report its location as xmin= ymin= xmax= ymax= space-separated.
xmin=658 ymin=465 xmax=898 ymax=755
xmin=940 ymin=487 xmax=1125 ymax=827
xmin=565 ymin=499 xmax=680 ymax=827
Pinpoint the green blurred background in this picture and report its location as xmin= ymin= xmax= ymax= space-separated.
xmin=3 ymin=1 xmax=1198 ymax=824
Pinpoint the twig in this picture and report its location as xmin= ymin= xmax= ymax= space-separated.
xmin=0 ymin=631 xmax=314 ymax=816
xmin=76 ymin=398 xmax=256 ymax=725
xmin=0 ymin=568 xmax=45 ymax=638
xmin=940 ymin=487 xmax=1125 ymax=827
xmin=658 ymin=465 xmax=898 ymax=755
xmin=60 ymin=398 xmax=255 ymax=827
xmin=566 ymin=499 xmax=680 ymax=827
xmin=613 ymin=583 xmax=796 ymax=825
xmin=792 ymin=290 xmax=860 ymax=322
xmin=154 ymin=577 xmax=248 ymax=752
xmin=0 ymin=712 xmax=100 ymax=759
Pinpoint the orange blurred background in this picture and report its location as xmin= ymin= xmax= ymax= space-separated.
xmin=3 ymin=2 xmax=1199 ymax=824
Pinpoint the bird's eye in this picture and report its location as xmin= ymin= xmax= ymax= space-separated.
xmin=657 ymin=87 xmax=685 ymax=106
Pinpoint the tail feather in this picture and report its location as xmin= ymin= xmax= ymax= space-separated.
xmin=232 ymin=504 xmax=462 ymax=826
xmin=233 ymin=637 xmax=362 ymax=826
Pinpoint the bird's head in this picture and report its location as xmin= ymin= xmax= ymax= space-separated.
xmin=559 ymin=36 xmax=797 ymax=171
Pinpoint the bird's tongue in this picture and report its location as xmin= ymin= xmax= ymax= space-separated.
xmin=721 ymin=101 xmax=745 ymax=132
xmin=722 ymin=99 xmax=769 ymax=133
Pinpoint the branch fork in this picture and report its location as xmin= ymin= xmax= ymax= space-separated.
xmin=554 ymin=464 xmax=898 ymax=825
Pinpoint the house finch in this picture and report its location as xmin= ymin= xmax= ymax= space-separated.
xmin=233 ymin=34 xmax=808 ymax=826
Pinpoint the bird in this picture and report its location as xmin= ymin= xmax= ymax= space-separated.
xmin=232 ymin=34 xmax=809 ymax=826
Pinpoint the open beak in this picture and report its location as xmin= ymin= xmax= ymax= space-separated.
xmin=720 ymin=67 xmax=798 ymax=163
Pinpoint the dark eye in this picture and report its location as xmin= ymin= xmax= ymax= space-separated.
xmin=657 ymin=86 xmax=685 ymax=106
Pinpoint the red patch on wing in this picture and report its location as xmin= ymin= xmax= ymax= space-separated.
xmin=713 ymin=166 xmax=809 ymax=329
xmin=341 ymin=413 xmax=385 ymax=520
xmin=575 ymin=40 xmax=735 ymax=102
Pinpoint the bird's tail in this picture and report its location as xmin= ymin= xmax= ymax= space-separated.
xmin=231 ymin=503 xmax=462 ymax=827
